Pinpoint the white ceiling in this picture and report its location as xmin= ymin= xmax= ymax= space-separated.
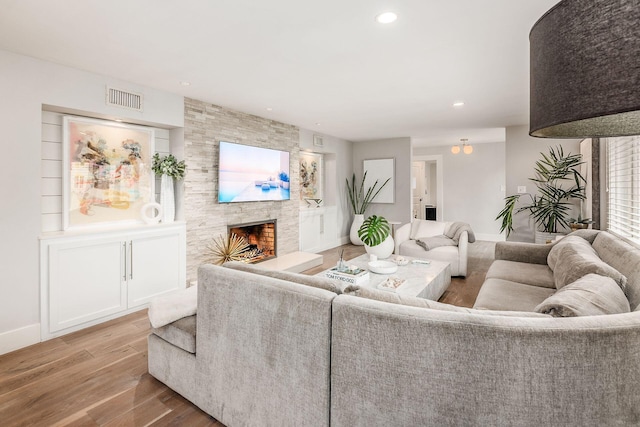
xmin=0 ymin=0 xmax=559 ymax=146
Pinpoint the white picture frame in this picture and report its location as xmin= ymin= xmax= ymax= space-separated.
xmin=62 ymin=116 xmax=155 ymax=230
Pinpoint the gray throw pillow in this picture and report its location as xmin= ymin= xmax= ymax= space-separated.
xmin=551 ymin=240 xmax=627 ymax=291
xmin=224 ymin=261 xmax=341 ymax=294
xmin=547 ymin=235 xmax=592 ymax=271
xmin=535 ymin=273 xmax=631 ymax=317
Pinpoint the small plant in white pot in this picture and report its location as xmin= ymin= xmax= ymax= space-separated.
xmin=358 ymin=215 xmax=394 ymax=259
xmin=152 ymin=153 xmax=186 ymax=223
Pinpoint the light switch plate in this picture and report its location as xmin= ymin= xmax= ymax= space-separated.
xmin=517 ymin=186 xmax=527 ymax=194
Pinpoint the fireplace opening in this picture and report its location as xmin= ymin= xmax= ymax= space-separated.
xmin=227 ymin=219 xmax=276 ymax=263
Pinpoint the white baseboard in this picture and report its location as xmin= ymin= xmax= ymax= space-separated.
xmin=474 ymin=233 xmax=505 ymax=242
xmin=0 ymin=323 xmax=41 ymax=356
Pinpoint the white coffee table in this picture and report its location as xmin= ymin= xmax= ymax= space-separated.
xmin=321 ymin=254 xmax=451 ymax=301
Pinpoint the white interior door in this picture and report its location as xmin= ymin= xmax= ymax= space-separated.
xmin=412 ymin=162 xmax=425 ymax=219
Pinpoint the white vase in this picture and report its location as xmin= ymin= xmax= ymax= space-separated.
xmin=350 ymin=214 xmax=365 ymax=245
xmin=160 ymin=174 xmax=175 ymax=223
xmin=364 ymin=235 xmax=395 ymax=259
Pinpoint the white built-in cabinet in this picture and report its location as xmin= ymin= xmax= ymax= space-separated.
xmin=40 ymin=222 xmax=186 ymax=338
xmin=299 ymin=206 xmax=339 ymax=253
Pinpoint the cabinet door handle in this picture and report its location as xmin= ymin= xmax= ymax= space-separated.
xmin=123 ymin=242 xmax=127 ymax=281
xmin=129 ymin=241 xmax=134 ymax=280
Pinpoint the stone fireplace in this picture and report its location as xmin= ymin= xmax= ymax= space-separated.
xmin=228 ymin=219 xmax=277 ymax=262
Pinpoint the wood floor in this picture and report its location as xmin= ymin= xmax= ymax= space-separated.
xmin=0 ymin=241 xmax=494 ymax=426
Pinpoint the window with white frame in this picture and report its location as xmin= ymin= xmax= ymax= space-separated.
xmin=606 ymin=136 xmax=640 ymax=246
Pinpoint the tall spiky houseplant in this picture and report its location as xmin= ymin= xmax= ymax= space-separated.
xmin=496 ymin=146 xmax=586 ymax=241
xmin=346 ymin=171 xmax=391 ymax=245
xmin=346 ymin=171 xmax=391 ymax=215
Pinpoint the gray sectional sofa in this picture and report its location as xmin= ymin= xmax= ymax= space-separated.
xmin=149 ymin=230 xmax=640 ymax=426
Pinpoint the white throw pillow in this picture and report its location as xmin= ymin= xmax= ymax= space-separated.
xmin=410 ymin=220 xmax=448 ymax=240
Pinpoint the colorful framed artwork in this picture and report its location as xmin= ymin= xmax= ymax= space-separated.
xmin=62 ymin=116 xmax=155 ymax=230
xmin=299 ymin=151 xmax=323 ymax=202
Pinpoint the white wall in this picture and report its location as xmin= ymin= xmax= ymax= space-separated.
xmin=299 ymin=129 xmax=354 ymax=243
xmin=505 ymin=125 xmax=582 ymax=242
xmin=0 ymin=49 xmax=183 ymax=353
xmin=413 ymin=142 xmax=506 ymax=240
xmin=352 ymin=138 xmax=413 ymax=225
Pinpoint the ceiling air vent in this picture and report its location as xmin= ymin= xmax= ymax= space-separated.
xmin=106 ymin=86 xmax=143 ymax=112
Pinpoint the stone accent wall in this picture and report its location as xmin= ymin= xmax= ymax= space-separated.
xmin=183 ymin=98 xmax=300 ymax=281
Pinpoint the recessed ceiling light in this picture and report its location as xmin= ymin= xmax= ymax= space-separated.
xmin=453 ymin=101 xmax=465 ymax=107
xmin=315 ymin=122 xmax=321 ymax=126
xmin=266 ymin=107 xmax=273 ymax=111
xmin=375 ymin=12 xmax=397 ymax=24
xmin=180 ymin=81 xmax=191 ymax=86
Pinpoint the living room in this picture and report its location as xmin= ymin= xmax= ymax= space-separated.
xmin=2 ymin=0 xmax=640 ymax=425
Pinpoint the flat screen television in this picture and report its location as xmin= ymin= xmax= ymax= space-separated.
xmin=218 ymin=141 xmax=291 ymax=203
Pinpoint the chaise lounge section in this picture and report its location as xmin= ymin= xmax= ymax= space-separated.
xmin=148 ymin=263 xmax=338 ymax=427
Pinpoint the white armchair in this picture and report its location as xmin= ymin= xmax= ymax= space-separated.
xmin=394 ymin=219 xmax=468 ymax=277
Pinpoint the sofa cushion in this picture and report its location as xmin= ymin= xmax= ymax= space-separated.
xmin=534 ymin=274 xmax=630 ymax=317
xmin=547 ymin=235 xmax=591 ymax=271
xmin=473 ymin=278 xmax=556 ymax=312
xmin=410 ymin=220 xmax=447 ymax=240
xmin=485 ymin=260 xmax=555 ymax=289
xmin=152 ymin=315 xmax=196 ymax=354
xmin=592 ymin=232 xmax=640 ymax=310
xmin=224 ymin=261 xmax=342 ymax=294
xmin=343 ymin=285 xmax=550 ymax=317
xmin=552 ymin=241 xmax=627 ymax=292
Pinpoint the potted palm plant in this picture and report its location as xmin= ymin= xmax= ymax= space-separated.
xmin=346 ymin=171 xmax=390 ymax=245
xmin=358 ymin=215 xmax=394 ymax=259
xmin=496 ymin=146 xmax=586 ymax=243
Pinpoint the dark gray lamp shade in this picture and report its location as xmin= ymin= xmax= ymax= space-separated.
xmin=530 ymin=0 xmax=640 ymax=138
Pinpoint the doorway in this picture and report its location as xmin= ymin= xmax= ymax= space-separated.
xmin=412 ymin=155 xmax=443 ymax=221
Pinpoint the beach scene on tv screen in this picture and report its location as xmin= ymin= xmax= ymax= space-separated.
xmin=218 ymin=142 xmax=290 ymax=203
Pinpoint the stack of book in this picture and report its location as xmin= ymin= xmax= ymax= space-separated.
xmin=325 ymin=266 xmax=369 ymax=286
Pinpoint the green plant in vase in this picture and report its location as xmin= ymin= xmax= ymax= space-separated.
xmin=346 ymin=171 xmax=390 ymax=245
xmin=358 ymin=215 xmax=394 ymax=259
xmin=496 ymin=145 xmax=585 ymax=242
xmin=152 ymin=153 xmax=186 ymax=180
xmin=152 ymin=153 xmax=186 ymax=223
xmin=346 ymin=171 xmax=390 ymax=215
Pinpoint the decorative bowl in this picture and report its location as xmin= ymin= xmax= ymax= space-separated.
xmin=394 ymin=256 xmax=410 ymax=266
xmin=378 ymin=276 xmax=406 ymax=292
xmin=367 ymin=260 xmax=398 ymax=274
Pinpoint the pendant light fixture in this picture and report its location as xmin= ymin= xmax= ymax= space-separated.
xmin=529 ymin=0 xmax=640 ymax=138
xmin=452 ymin=139 xmax=472 ymax=155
